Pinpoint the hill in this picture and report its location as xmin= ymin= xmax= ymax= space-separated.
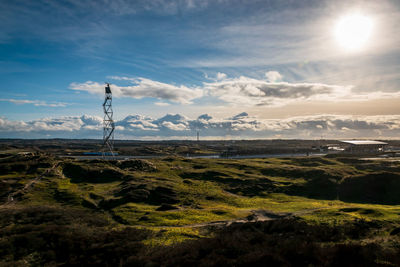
xmin=1 ymin=152 xmax=400 ymax=265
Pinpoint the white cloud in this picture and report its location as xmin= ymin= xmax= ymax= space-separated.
xmin=204 ymin=72 xmax=228 ymax=82
xmin=265 ymin=71 xmax=283 ymax=82
xmin=205 ymin=75 xmax=353 ymax=106
xmin=70 ymin=77 xmax=203 ymax=104
xmin=106 ymin=76 xmax=135 ymax=81
xmin=69 ymin=81 xmax=110 ymax=95
xmin=216 ymin=72 xmax=227 ymax=81
xmin=71 ymin=73 xmax=400 ymax=107
xmin=161 ymin=121 xmax=188 ymax=131
xmin=0 ymin=115 xmax=98 ymax=133
xmin=154 ymin=102 xmax=170 ymax=106
xmin=3 ymin=113 xmax=400 ymax=139
xmin=118 ymin=115 xmax=159 ymax=131
xmin=0 ymin=98 xmax=68 ymax=107
xmin=80 ymin=115 xmax=103 ymax=125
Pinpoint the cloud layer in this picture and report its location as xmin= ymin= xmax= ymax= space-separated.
xmin=2 ymin=112 xmax=400 ymax=139
xmin=70 ymin=72 xmax=400 ymax=107
xmin=205 ymin=76 xmax=352 ymax=106
xmin=0 ymin=98 xmax=68 ymax=107
xmin=70 ymin=78 xmax=203 ymax=104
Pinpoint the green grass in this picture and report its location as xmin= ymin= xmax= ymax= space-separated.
xmin=143 ymin=227 xmax=205 ymax=246
xmin=113 ymin=203 xmax=238 ymax=226
xmin=0 ymin=173 xmax=36 ymax=179
xmin=3 ymin=153 xmax=400 ymax=245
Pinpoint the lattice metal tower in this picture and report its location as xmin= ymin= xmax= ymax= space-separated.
xmin=102 ymin=83 xmax=115 ymax=157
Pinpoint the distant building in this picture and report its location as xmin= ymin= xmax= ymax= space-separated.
xmin=340 ymin=140 xmax=387 ymax=153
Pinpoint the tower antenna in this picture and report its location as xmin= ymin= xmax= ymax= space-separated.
xmin=102 ymin=83 xmax=115 ymax=158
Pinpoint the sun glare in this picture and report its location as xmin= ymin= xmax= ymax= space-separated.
xmin=334 ymin=13 xmax=373 ymax=51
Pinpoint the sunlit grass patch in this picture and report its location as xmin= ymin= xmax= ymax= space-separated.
xmin=228 ymin=193 xmax=332 ymax=210
xmin=299 ymin=203 xmax=400 ymax=225
xmin=176 ymin=179 xmax=232 ymax=205
xmin=78 ymin=181 xmax=121 ymax=197
xmin=300 ymin=208 xmax=358 ymax=225
xmin=148 ymin=209 xmax=236 ymax=226
xmin=113 ymin=202 xmax=238 ymax=226
xmin=143 ymin=227 xmax=205 ymax=246
xmin=20 ymin=181 xmax=60 ymax=205
xmin=0 ymin=173 xmax=36 ymax=180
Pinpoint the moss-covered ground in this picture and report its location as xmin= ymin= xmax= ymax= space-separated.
xmin=1 ymin=152 xmax=400 ymax=265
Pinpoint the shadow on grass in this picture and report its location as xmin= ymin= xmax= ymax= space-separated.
xmin=339 ymin=172 xmax=400 ymax=205
xmin=180 ymin=171 xmax=275 ymax=196
xmin=3 ymin=207 xmax=399 ymax=266
xmin=62 ymin=163 xmax=124 ymax=183
xmin=136 ymin=218 xmax=399 ymax=267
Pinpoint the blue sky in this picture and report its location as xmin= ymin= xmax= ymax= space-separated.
xmin=1 ymin=0 xmax=400 ymax=139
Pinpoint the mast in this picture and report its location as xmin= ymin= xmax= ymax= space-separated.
xmin=102 ymin=83 xmax=115 ymax=158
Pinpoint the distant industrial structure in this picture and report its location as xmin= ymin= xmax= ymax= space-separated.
xmin=102 ymin=83 xmax=115 ymax=158
xmin=340 ymin=140 xmax=387 ymax=153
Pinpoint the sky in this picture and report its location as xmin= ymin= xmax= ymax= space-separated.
xmin=1 ymin=0 xmax=400 ymax=139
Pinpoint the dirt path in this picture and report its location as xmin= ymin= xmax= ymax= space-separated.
xmin=183 ymin=210 xmax=291 ymax=229
xmin=4 ymin=162 xmax=59 ymax=205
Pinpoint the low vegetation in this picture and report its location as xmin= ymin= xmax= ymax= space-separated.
xmin=1 ymin=151 xmax=400 ymax=265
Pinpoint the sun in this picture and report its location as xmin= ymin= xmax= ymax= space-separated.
xmin=334 ymin=13 xmax=373 ymax=51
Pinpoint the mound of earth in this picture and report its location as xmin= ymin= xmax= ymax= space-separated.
xmin=53 ymin=188 xmax=82 ymax=205
xmin=99 ymin=183 xmax=178 ymax=209
xmin=142 ymin=218 xmax=386 ymax=266
xmin=225 ymin=179 xmax=275 ymax=197
xmin=0 ymin=179 xmax=23 ymax=202
xmin=181 ymin=171 xmax=275 ymax=197
xmin=261 ymin=167 xmax=342 ymax=181
xmin=62 ymin=162 xmax=124 ymax=183
xmin=339 ymin=172 xmax=400 ymax=204
xmin=285 ymin=176 xmax=338 ymax=200
xmin=180 ymin=171 xmax=237 ymax=183
xmin=289 ymin=157 xmax=336 ymax=167
xmin=0 ymin=181 xmax=12 ymax=202
xmin=116 ymin=159 xmax=157 ymax=172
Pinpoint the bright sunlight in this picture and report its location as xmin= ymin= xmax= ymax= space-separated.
xmin=334 ymin=13 xmax=373 ymax=51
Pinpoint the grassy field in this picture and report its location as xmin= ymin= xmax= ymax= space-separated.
xmin=1 ymin=152 xmax=400 ymax=265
